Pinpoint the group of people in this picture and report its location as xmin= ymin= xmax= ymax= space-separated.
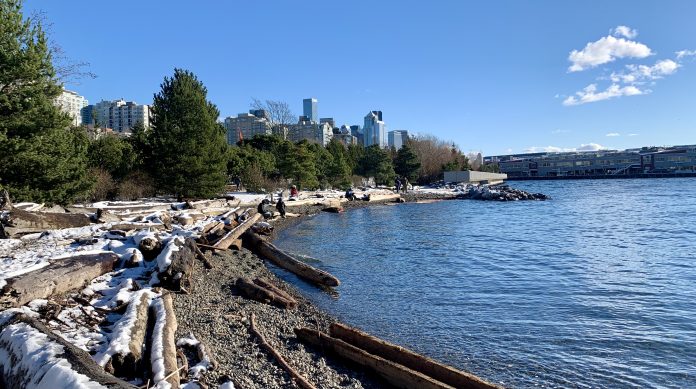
xmin=258 ymin=196 xmax=286 ymax=219
xmin=394 ymin=177 xmax=410 ymax=193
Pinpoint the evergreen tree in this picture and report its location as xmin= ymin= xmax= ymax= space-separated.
xmin=128 ymin=121 xmax=152 ymax=171
xmin=346 ymin=143 xmax=365 ymax=175
xmin=393 ymin=144 xmax=421 ymax=181
xmin=0 ymin=0 xmax=92 ymax=204
xmin=325 ymin=139 xmax=352 ymax=189
xmin=88 ymin=134 xmax=136 ymax=179
xmin=149 ymin=69 xmax=228 ymax=198
xmin=360 ymin=145 xmax=395 ymax=185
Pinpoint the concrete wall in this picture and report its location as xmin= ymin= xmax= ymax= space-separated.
xmin=444 ymin=170 xmax=508 ymax=184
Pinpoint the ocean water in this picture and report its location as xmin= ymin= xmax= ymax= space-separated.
xmin=273 ymin=178 xmax=696 ymax=388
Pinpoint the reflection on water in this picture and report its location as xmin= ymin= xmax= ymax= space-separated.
xmin=274 ymin=178 xmax=696 ymax=388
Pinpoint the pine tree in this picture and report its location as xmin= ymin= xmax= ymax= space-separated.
xmin=87 ymin=134 xmax=136 ymax=179
xmin=394 ymin=143 xmax=421 ymax=181
xmin=149 ymin=69 xmax=228 ymax=198
xmin=0 ymin=0 xmax=92 ymax=204
xmin=325 ymin=139 xmax=352 ymax=189
xmin=360 ymin=145 xmax=395 ymax=185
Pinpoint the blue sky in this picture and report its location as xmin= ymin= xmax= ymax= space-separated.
xmin=24 ymin=0 xmax=696 ymax=155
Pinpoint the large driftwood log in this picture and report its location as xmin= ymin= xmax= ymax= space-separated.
xmin=213 ymin=213 xmax=262 ymax=249
xmin=138 ymin=235 xmax=162 ymax=261
xmin=236 ymin=278 xmax=296 ymax=309
xmin=0 ymin=252 xmax=118 ymax=309
xmin=250 ymin=314 xmax=316 ymax=389
xmin=0 ymin=314 xmax=137 ymax=389
xmin=253 ymin=277 xmax=297 ymax=306
xmin=294 ymin=328 xmax=455 ymax=389
xmin=1 ymin=207 xmax=92 ymax=237
xmin=243 ymin=232 xmax=340 ymax=288
xmin=329 ymin=323 xmax=500 ymax=389
xmin=157 ymin=238 xmax=196 ymax=292
xmin=150 ymin=293 xmax=179 ymax=389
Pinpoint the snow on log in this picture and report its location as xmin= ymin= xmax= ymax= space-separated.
xmin=243 ymin=232 xmax=340 ymax=288
xmin=176 ymin=333 xmax=217 ymax=380
xmin=156 ymin=238 xmax=196 ymax=292
xmin=1 ymin=207 xmax=92 ymax=238
xmin=329 ymin=323 xmax=500 ymax=389
xmin=150 ymin=293 xmax=179 ymax=389
xmin=0 ymin=313 xmax=137 ymax=389
xmin=0 ymin=252 xmax=119 ymax=309
xmin=212 ymin=213 xmax=262 ymax=249
xmin=95 ymin=290 xmax=156 ymax=379
xmin=236 ymin=278 xmax=296 ymax=309
xmin=134 ymin=230 xmax=163 ymax=261
xmin=294 ymin=328 xmax=455 ymax=389
xmin=250 ymin=314 xmax=316 ymax=389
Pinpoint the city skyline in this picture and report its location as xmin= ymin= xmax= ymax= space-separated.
xmin=25 ymin=0 xmax=696 ymax=155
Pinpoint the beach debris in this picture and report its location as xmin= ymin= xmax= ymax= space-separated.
xmin=236 ymin=277 xmax=297 ymax=309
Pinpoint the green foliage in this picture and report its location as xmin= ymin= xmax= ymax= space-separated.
xmin=359 ymin=145 xmax=396 ymax=185
xmin=128 ymin=121 xmax=152 ymax=170
xmin=393 ymin=144 xmax=421 ymax=181
xmin=149 ymin=69 xmax=228 ymax=198
xmin=346 ymin=143 xmax=365 ymax=175
xmin=227 ymin=144 xmax=276 ymax=178
xmin=0 ymin=0 xmax=93 ymax=204
xmin=479 ymin=163 xmax=500 ymax=173
xmin=88 ymin=134 xmax=136 ymax=179
xmin=325 ymin=139 xmax=352 ymax=189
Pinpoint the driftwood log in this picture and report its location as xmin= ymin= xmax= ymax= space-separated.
xmin=138 ymin=235 xmax=162 ymax=261
xmin=295 ymin=328 xmax=454 ymax=389
xmin=0 ymin=252 xmax=118 ymax=309
xmin=243 ymin=232 xmax=340 ymax=288
xmin=330 ymin=323 xmax=500 ymax=389
xmin=192 ymin=241 xmax=213 ymax=269
xmin=157 ymin=238 xmax=197 ymax=292
xmin=253 ymin=278 xmax=297 ymax=307
xmin=1 ymin=207 xmax=92 ymax=238
xmin=236 ymin=278 xmax=297 ymax=309
xmin=213 ymin=213 xmax=262 ymax=249
xmin=0 ymin=314 xmax=137 ymax=389
xmin=250 ymin=314 xmax=316 ymax=389
xmin=103 ymin=292 xmax=152 ymax=378
xmin=150 ymin=293 xmax=179 ymax=389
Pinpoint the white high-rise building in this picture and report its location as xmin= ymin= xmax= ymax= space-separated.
xmin=388 ymin=130 xmax=408 ymax=149
xmin=92 ymin=99 xmax=150 ymax=134
xmin=223 ymin=111 xmax=272 ymax=144
xmin=288 ymin=119 xmax=333 ymax=146
xmin=55 ymin=89 xmax=88 ymax=126
xmin=363 ymin=111 xmax=386 ymax=148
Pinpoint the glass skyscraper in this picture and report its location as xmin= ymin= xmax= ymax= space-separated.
xmin=303 ymin=98 xmax=318 ymax=123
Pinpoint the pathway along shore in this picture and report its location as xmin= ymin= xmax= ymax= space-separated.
xmin=172 ymin=192 xmax=468 ymax=388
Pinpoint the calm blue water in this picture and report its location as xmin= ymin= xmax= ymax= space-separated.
xmin=273 ymin=179 xmax=696 ymax=388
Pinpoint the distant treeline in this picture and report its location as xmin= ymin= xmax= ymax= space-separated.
xmin=0 ymin=1 xmax=493 ymax=205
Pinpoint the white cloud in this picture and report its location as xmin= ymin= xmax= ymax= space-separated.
xmin=612 ymin=25 xmax=638 ymax=39
xmin=676 ymin=49 xmax=696 ymax=59
xmin=611 ymin=59 xmax=680 ymax=84
xmin=563 ymin=83 xmax=646 ymax=106
xmin=551 ymin=129 xmax=571 ymax=134
xmin=568 ymin=35 xmax=652 ymax=72
xmin=628 ymin=133 xmax=639 ymax=136
xmin=524 ymin=143 xmax=607 ymax=153
xmin=606 ymin=132 xmax=620 ymax=137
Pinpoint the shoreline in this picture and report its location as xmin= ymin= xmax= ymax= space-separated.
xmin=172 ymin=191 xmax=464 ymax=388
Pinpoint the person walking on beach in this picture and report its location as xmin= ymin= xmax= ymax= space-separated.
xmin=395 ymin=177 xmax=402 ymax=193
xmin=276 ymin=197 xmax=286 ymax=218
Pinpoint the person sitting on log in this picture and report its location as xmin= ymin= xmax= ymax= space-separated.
xmin=276 ymin=197 xmax=286 ymax=218
xmin=257 ymin=199 xmax=273 ymax=219
xmin=345 ymin=188 xmax=357 ymax=201
xmin=289 ymin=185 xmax=299 ymax=199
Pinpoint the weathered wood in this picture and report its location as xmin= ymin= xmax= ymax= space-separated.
xmin=213 ymin=213 xmax=262 ymax=249
xmin=250 ymin=314 xmax=317 ymax=389
xmin=138 ymin=235 xmax=162 ymax=261
xmin=295 ymin=328 xmax=455 ymax=389
xmin=196 ymin=242 xmax=230 ymax=252
xmin=236 ymin=278 xmax=296 ymax=309
xmin=330 ymin=323 xmax=500 ymax=389
xmin=158 ymin=238 xmax=196 ymax=292
xmin=243 ymin=232 xmax=340 ymax=288
xmin=253 ymin=277 xmax=297 ymax=307
xmin=106 ymin=292 xmax=152 ymax=378
xmin=0 ymin=252 xmax=118 ymax=309
xmin=0 ymin=314 xmax=137 ymax=389
xmin=192 ymin=240 xmax=213 ymax=269
xmin=150 ymin=293 xmax=179 ymax=389
xmin=1 ymin=207 xmax=92 ymax=237
xmin=230 ymin=238 xmax=243 ymax=251
xmin=109 ymin=222 xmax=166 ymax=232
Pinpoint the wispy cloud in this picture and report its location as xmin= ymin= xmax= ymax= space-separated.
xmin=524 ymin=143 xmax=607 ymax=153
xmin=551 ymin=129 xmax=571 ymax=134
xmin=610 ymin=59 xmax=680 ymax=84
xmin=606 ymin=132 xmax=620 ymax=137
xmin=563 ymin=83 xmax=645 ymax=106
xmin=612 ymin=25 xmax=638 ymax=39
xmin=676 ymin=50 xmax=696 ymax=59
xmin=568 ymin=28 xmax=652 ymax=72
xmin=628 ymin=133 xmax=639 ymax=136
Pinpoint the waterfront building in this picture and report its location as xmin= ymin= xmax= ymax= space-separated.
xmin=223 ymin=111 xmax=272 ymax=144
xmin=303 ymin=98 xmax=318 ymax=123
xmin=55 ymin=89 xmax=88 ymax=126
xmin=91 ymin=99 xmax=150 ymax=134
xmin=363 ymin=111 xmax=386 ymax=148
xmin=287 ymin=119 xmax=333 ymax=146
xmin=388 ymin=130 xmax=409 ymax=149
xmin=487 ymin=145 xmax=696 ymax=177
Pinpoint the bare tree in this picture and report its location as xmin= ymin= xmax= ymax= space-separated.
xmin=250 ymin=98 xmax=296 ymax=127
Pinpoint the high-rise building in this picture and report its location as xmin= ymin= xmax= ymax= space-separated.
xmin=223 ymin=111 xmax=272 ymax=144
xmin=55 ymin=89 xmax=88 ymax=126
xmin=388 ymin=130 xmax=409 ymax=149
xmin=90 ymin=99 xmax=150 ymax=133
xmin=363 ymin=111 xmax=386 ymax=148
xmin=288 ymin=118 xmax=333 ymax=146
xmin=303 ymin=98 xmax=318 ymax=123
xmin=319 ymin=117 xmax=335 ymax=128
xmin=350 ymin=125 xmax=363 ymax=146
